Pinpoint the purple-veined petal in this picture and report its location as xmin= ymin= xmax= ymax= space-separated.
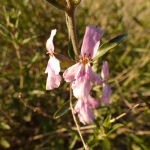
xmin=46 ymin=29 xmax=56 ymax=53
xmin=88 ymin=96 xmax=100 ymax=108
xmin=101 ymin=61 xmax=109 ymax=81
xmin=50 ymin=56 xmax=60 ymax=75
xmin=78 ymin=102 xmax=95 ymax=125
xmin=99 ymin=82 xmax=112 ymax=106
xmin=88 ymin=63 xmax=101 ymax=85
xmin=81 ymin=25 xmax=104 ymax=59
xmin=63 ymin=62 xmax=82 ymax=82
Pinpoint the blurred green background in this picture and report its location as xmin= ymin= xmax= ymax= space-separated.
xmin=0 ymin=0 xmax=150 ymax=149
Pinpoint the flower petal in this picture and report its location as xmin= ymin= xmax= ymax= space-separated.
xmin=46 ymin=69 xmax=61 ymax=90
xmin=72 ymin=72 xmax=92 ymax=100
xmin=78 ymin=102 xmax=95 ymax=125
xmin=45 ymin=60 xmax=51 ymax=73
xmin=88 ymin=63 xmax=101 ymax=85
xmin=74 ymin=99 xmax=82 ymax=114
xmin=99 ymin=82 xmax=112 ymax=106
xmin=63 ymin=62 xmax=82 ymax=82
xmin=101 ymin=61 xmax=109 ymax=81
xmin=50 ymin=56 xmax=60 ymax=75
xmin=46 ymin=29 xmax=57 ymax=53
xmin=81 ymin=25 xmax=104 ymax=59
xmin=88 ymin=96 xmax=100 ymax=108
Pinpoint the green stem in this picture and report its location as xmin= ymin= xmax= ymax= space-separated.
xmin=67 ymin=9 xmax=79 ymax=58
xmin=69 ymin=84 xmax=89 ymax=150
xmin=14 ymin=43 xmax=24 ymax=89
xmin=11 ymin=32 xmax=24 ymax=89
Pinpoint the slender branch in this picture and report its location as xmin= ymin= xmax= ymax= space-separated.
xmin=0 ymin=107 xmax=17 ymax=125
xmin=10 ymin=33 xmax=24 ymax=89
xmin=69 ymin=84 xmax=89 ymax=150
xmin=110 ymin=104 xmax=139 ymax=123
xmin=33 ymin=103 xmax=139 ymax=140
xmin=67 ymin=10 xmax=79 ymax=57
xmin=18 ymin=93 xmax=53 ymax=119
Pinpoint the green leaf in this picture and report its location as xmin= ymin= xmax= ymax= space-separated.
xmin=26 ymin=49 xmax=40 ymax=69
xmin=45 ymin=0 xmax=66 ymax=11
xmin=65 ymin=13 xmax=75 ymax=60
xmin=102 ymin=137 xmax=111 ymax=150
xmin=107 ymin=123 xmax=123 ymax=135
xmin=103 ymin=114 xmax=111 ymax=129
xmin=92 ymin=34 xmax=128 ymax=62
xmin=0 ymin=23 xmax=9 ymax=33
xmin=54 ymin=99 xmax=77 ymax=119
xmin=21 ymin=34 xmax=42 ymax=45
xmin=53 ymin=53 xmax=76 ymax=68
xmin=129 ymin=133 xmax=149 ymax=150
xmin=68 ymin=38 xmax=75 ymax=60
xmin=69 ymin=135 xmax=78 ymax=149
xmin=137 ymin=92 xmax=150 ymax=109
xmin=88 ymin=139 xmax=99 ymax=148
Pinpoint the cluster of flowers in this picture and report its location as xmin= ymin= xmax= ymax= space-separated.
xmin=45 ymin=25 xmax=112 ymax=125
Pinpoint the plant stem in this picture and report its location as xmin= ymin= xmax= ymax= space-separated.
xmin=69 ymin=84 xmax=89 ymax=150
xmin=11 ymin=32 xmax=24 ymax=89
xmin=14 ymin=43 xmax=24 ymax=89
xmin=67 ymin=10 xmax=79 ymax=58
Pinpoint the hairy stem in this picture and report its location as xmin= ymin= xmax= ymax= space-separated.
xmin=67 ymin=10 xmax=79 ymax=57
xmin=69 ymin=84 xmax=89 ymax=150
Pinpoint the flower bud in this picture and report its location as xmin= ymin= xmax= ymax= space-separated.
xmin=45 ymin=0 xmax=81 ymax=12
xmin=101 ymin=61 xmax=109 ymax=81
xmin=99 ymin=82 xmax=112 ymax=106
xmin=70 ymin=0 xmax=81 ymax=8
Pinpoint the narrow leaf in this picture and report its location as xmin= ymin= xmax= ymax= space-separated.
xmin=53 ymin=53 xmax=76 ymax=68
xmin=65 ymin=13 xmax=75 ymax=60
xmin=54 ymin=99 xmax=77 ymax=119
xmin=26 ymin=49 xmax=40 ymax=68
xmin=103 ymin=114 xmax=111 ymax=129
xmin=88 ymin=139 xmax=99 ymax=148
xmin=68 ymin=38 xmax=75 ymax=60
xmin=21 ymin=34 xmax=42 ymax=45
xmin=92 ymin=34 xmax=128 ymax=62
xmin=107 ymin=123 xmax=123 ymax=135
xmin=137 ymin=92 xmax=150 ymax=109
xmin=45 ymin=0 xmax=66 ymax=11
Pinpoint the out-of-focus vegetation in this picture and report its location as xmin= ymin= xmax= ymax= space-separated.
xmin=0 ymin=0 xmax=150 ymax=149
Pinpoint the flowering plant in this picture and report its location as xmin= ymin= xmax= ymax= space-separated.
xmin=45 ymin=0 xmax=127 ymax=149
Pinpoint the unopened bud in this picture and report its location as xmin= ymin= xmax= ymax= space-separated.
xmin=101 ymin=61 xmax=109 ymax=81
xmin=45 ymin=0 xmax=81 ymax=12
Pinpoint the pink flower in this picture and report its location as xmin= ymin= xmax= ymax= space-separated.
xmin=45 ymin=29 xmax=61 ymax=90
xmin=63 ymin=25 xmax=104 ymax=100
xmin=73 ymin=100 xmax=93 ymax=125
xmin=78 ymin=102 xmax=95 ymax=125
xmin=101 ymin=61 xmax=109 ymax=81
xmin=74 ymin=96 xmax=99 ymax=125
xmin=99 ymin=82 xmax=112 ymax=106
